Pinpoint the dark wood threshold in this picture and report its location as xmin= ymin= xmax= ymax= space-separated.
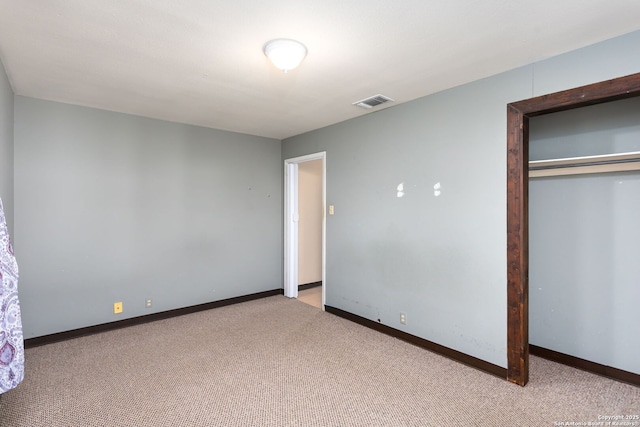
xmin=25 ymin=288 xmax=284 ymax=349
xmin=325 ymin=305 xmax=507 ymax=380
xmin=299 ymin=281 xmax=322 ymax=291
xmin=530 ymin=344 xmax=640 ymax=387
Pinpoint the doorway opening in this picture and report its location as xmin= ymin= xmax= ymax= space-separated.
xmin=284 ymin=152 xmax=326 ymax=309
xmin=506 ymin=72 xmax=640 ymax=386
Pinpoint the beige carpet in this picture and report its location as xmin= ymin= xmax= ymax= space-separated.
xmin=1 ymin=295 xmax=638 ymax=426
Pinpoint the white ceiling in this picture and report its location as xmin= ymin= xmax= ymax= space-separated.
xmin=1 ymin=1 xmax=639 ymax=140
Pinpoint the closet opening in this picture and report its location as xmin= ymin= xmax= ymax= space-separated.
xmin=506 ymin=72 xmax=640 ymax=386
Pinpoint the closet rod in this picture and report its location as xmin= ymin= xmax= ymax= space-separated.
xmin=529 ymin=151 xmax=640 ymax=178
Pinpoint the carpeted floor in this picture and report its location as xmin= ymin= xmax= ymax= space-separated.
xmin=1 ymin=295 xmax=638 ymax=426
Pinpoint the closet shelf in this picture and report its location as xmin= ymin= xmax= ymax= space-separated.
xmin=529 ymin=151 xmax=640 ymax=178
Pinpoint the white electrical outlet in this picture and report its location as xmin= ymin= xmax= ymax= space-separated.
xmin=400 ymin=312 xmax=406 ymax=325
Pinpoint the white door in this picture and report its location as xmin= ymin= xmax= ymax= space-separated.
xmin=284 ymin=152 xmax=326 ymax=308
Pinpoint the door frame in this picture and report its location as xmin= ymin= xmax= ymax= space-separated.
xmin=506 ymin=72 xmax=640 ymax=386
xmin=284 ymin=152 xmax=327 ymax=308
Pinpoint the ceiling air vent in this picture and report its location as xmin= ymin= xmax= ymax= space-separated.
xmin=352 ymin=94 xmax=394 ymax=109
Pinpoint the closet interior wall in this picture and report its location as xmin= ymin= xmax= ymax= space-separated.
xmin=528 ymin=96 xmax=640 ymax=376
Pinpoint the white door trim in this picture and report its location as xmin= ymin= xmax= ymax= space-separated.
xmin=284 ymin=152 xmax=326 ymax=309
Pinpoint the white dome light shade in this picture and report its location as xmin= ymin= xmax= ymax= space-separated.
xmin=263 ymin=39 xmax=307 ymax=72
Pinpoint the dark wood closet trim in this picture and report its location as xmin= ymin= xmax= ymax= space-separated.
xmin=530 ymin=345 xmax=640 ymax=387
xmin=326 ymin=305 xmax=507 ymax=379
xmin=506 ymin=72 xmax=640 ymax=386
xmin=25 ymin=288 xmax=284 ymax=348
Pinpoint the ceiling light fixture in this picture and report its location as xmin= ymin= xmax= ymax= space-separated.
xmin=263 ymin=39 xmax=307 ymax=73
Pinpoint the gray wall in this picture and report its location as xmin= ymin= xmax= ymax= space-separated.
xmin=282 ymin=30 xmax=640 ymax=370
xmin=14 ymin=97 xmax=283 ymax=338
xmin=530 ymin=97 xmax=640 ymax=160
xmin=0 ymin=56 xmax=13 ymax=233
xmin=529 ymin=98 xmax=640 ymax=374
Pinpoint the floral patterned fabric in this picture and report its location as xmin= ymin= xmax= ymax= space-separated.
xmin=0 ymin=197 xmax=24 ymax=393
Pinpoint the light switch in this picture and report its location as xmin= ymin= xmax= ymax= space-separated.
xmin=328 ymin=205 xmax=334 ymax=215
